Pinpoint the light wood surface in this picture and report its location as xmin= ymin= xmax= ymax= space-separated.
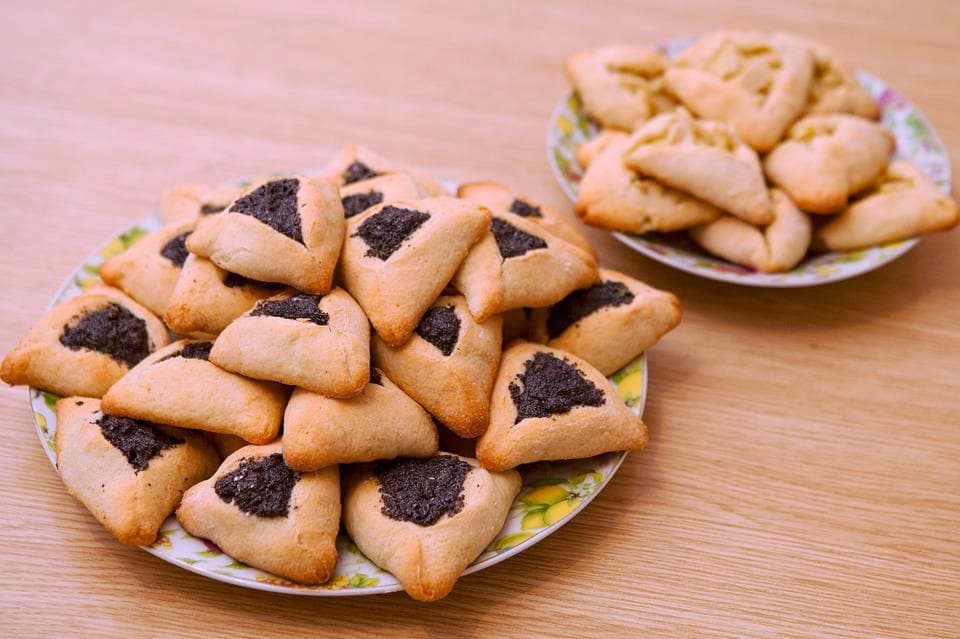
xmin=1 ymin=1 xmax=958 ymax=637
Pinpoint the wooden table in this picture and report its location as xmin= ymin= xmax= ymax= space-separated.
xmin=2 ymin=1 xmax=957 ymax=636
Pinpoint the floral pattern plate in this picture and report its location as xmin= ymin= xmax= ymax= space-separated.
xmin=547 ymin=37 xmax=952 ymax=287
xmin=28 ymin=214 xmax=648 ymax=596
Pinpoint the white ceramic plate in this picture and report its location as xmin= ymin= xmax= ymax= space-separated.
xmin=29 ymin=211 xmax=649 ymax=595
xmin=547 ymin=37 xmax=952 ymax=287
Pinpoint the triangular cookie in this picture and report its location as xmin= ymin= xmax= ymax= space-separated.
xmin=160 ymin=183 xmax=239 ymax=224
xmin=55 ymin=397 xmax=219 ymax=545
xmin=99 ymin=220 xmax=195 ymax=316
xmin=623 ymin=108 xmax=773 ymax=225
xmin=372 ymin=295 xmax=502 ymax=438
xmin=563 ymin=45 xmax=676 ymax=131
xmin=802 ymin=40 xmax=879 ymax=119
xmin=664 ymin=31 xmax=814 ymax=152
xmin=186 ymin=175 xmax=344 ymax=294
xmin=690 ymin=188 xmax=812 ymax=273
xmin=342 ymin=454 xmax=521 ymax=601
xmin=340 ymin=173 xmax=433 ymax=219
xmin=163 ymin=255 xmax=284 ymax=337
xmin=457 ymin=180 xmax=594 ymax=255
xmin=813 ymin=162 xmax=959 ymax=251
xmin=451 ymin=213 xmax=598 ymax=321
xmin=322 ymin=144 xmax=447 ymax=195
xmin=210 ymin=288 xmax=370 ymax=397
xmin=102 ymin=339 xmax=289 ymax=444
xmin=529 ymin=268 xmax=681 ymax=375
xmin=764 ymin=114 xmax=894 ymax=213
xmin=1 ymin=286 xmax=169 ymax=397
xmin=177 ymin=442 xmax=340 ymax=585
xmin=339 ymin=197 xmax=490 ymax=346
xmin=283 ymin=366 xmax=438 ymax=470
xmin=476 ymin=342 xmax=648 ymax=471
xmin=575 ymin=131 xmax=721 ymax=234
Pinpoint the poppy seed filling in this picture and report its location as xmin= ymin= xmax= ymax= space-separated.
xmin=250 ymin=293 xmax=329 ymax=325
xmin=161 ymin=341 xmax=213 ymax=362
xmin=342 ymin=161 xmax=381 ymax=184
xmin=415 ymin=305 xmax=461 ymax=356
xmin=509 ymin=352 xmax=605 ymax=423
xmin=59 ymin=303 xmax=150 ymax=367
xmin=222 ymin=272 xmax=283 ymax=290
xmin=375 ymin=456 xmax=473 ymax=526
xmin=342 ymin=190 xmax=384 ymax=219
xmin=353 ymin=205 xmax=430 ymax=260
xmin=214 ymin=453 xmax=299 ymax=518
xmin=96 ymin=413 xmax=183 ymax=473
xmin=547 ymin=280 xmax=635 ymax=339
xmin=229 ymin=178 xmax=303 ymax=244
xmin=490 ymin=218 xmax=547 ymax=259
xmin=509 ymin=198 xmax=543 ymax=218
xmin=159 ymin=231 xmax=192 ymax=267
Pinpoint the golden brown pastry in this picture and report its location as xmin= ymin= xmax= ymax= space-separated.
xmin=764 ymin=114 xmax=894 ymax=213
xmin=186 ymin=175 xmax=344 ymax=294
xmin=689 ymin=189 xmax=812 ymax=273
xmin=1 ymin=286 xmax=168 ymax=397
xmin=372 ymin=295 xmax=502 ymax=438
xmin=563 ymin=46 xmax=676 ymax=131
xmin=451 ymin=214 xmax=598 ymax=322
xmin=340 ymin=173 xmax=434 ymax=219
xmin=664 ymin=31 xmax=814 ymax=152
xmin=178 ymin=442 xmax=340 ymax=585
xmin=529 ymin=268 xmax=681 ymax=375
xmin=813 ymin=162 xmax=960 ymax=251
xmin=575 ymin=131 xmax=721 ymax=234
xmin=163 ymin=255 xmax=283 ymax=337
xmin=339 ymin=197 xmax=490 ymax=346
xmin=101 ymin=339 xmax=288 ymax=444
xmin=210 ymin=288 xmax=370 ymax=397
xmin=321 ymin=144 xmax=446 ymax=195
xmin=159 ymin=183 xmax=240 ymax=224
xmin=802 ymin=40 xmax=879 ymax=119
xmin=55 ymin=397 xmax=219 ymax=545
xmin=342 ymin=454 xmax=521 ymax=601
xmin=476 ymin=342 xmax=648 ymax=471
xmin=283 ymin=366 xmax=438 ymax=471
xmin=623 ymin=108 xmax=773 ymax=225
xmin=457 ymin=180 xmax=594 ymax=255
xmin=99 ymin=220 xmax=195 ymax=316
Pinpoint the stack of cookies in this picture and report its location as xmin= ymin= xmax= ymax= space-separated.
xmin=566 ymin=31 xmax=959 ymax=272
xmin=1 ymin=146 xmax=680 ymax=601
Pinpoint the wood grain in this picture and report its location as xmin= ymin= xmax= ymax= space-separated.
xmin=1 ymin=1 xmax=958 ymax=636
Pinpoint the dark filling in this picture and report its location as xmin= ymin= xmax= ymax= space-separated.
xmin=222 ymin=272 xmax=283 ymax=290
xmin=490 ymin=218 xmax=547 ymax=259
xmin=250 ymin=293 xmax=329 ymax=325
xmin=96 ymin=413 xmax=183 ymax=473
xmin=200 ymin=203 xmax=226 ymax=215
xmin=509 ymin=198 xmax=543 ymax=218
xmin=547 ymin=281 xmax=635 ymax=339
xmin=342 ymin=190 xmax=384 ymax=219
xmin=342 ymin=161 xmax=380 ymax=185
xmin=161 ymin=341 xmax=213 ymax=363
xmin=214 ymin=453 xmax=299 ymax=518
xmin=353 ymin=205 xmax=430 ymax=260
xmin=229 ymin=178 xmax=303 ymax=244
xmin=509 ymin=352 xmax=605 ymax=424
xmin=369 ymin=365 xmax=383 ymax=386
xmin=415 ymin=305 xmax=460 ymax=356
xmin=159 ymin=231 xmax=192 ymax=268
xmin=374 ymin=456 xmax=472 ymax=526
xmin=59 ymin=303 xmax=150 ymax=368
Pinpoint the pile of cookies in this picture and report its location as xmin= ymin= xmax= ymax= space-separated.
xmin=566 ymin=31 xmax=959 ymax=272
xmin=1 ymin=145 xmax=680 ymax=601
